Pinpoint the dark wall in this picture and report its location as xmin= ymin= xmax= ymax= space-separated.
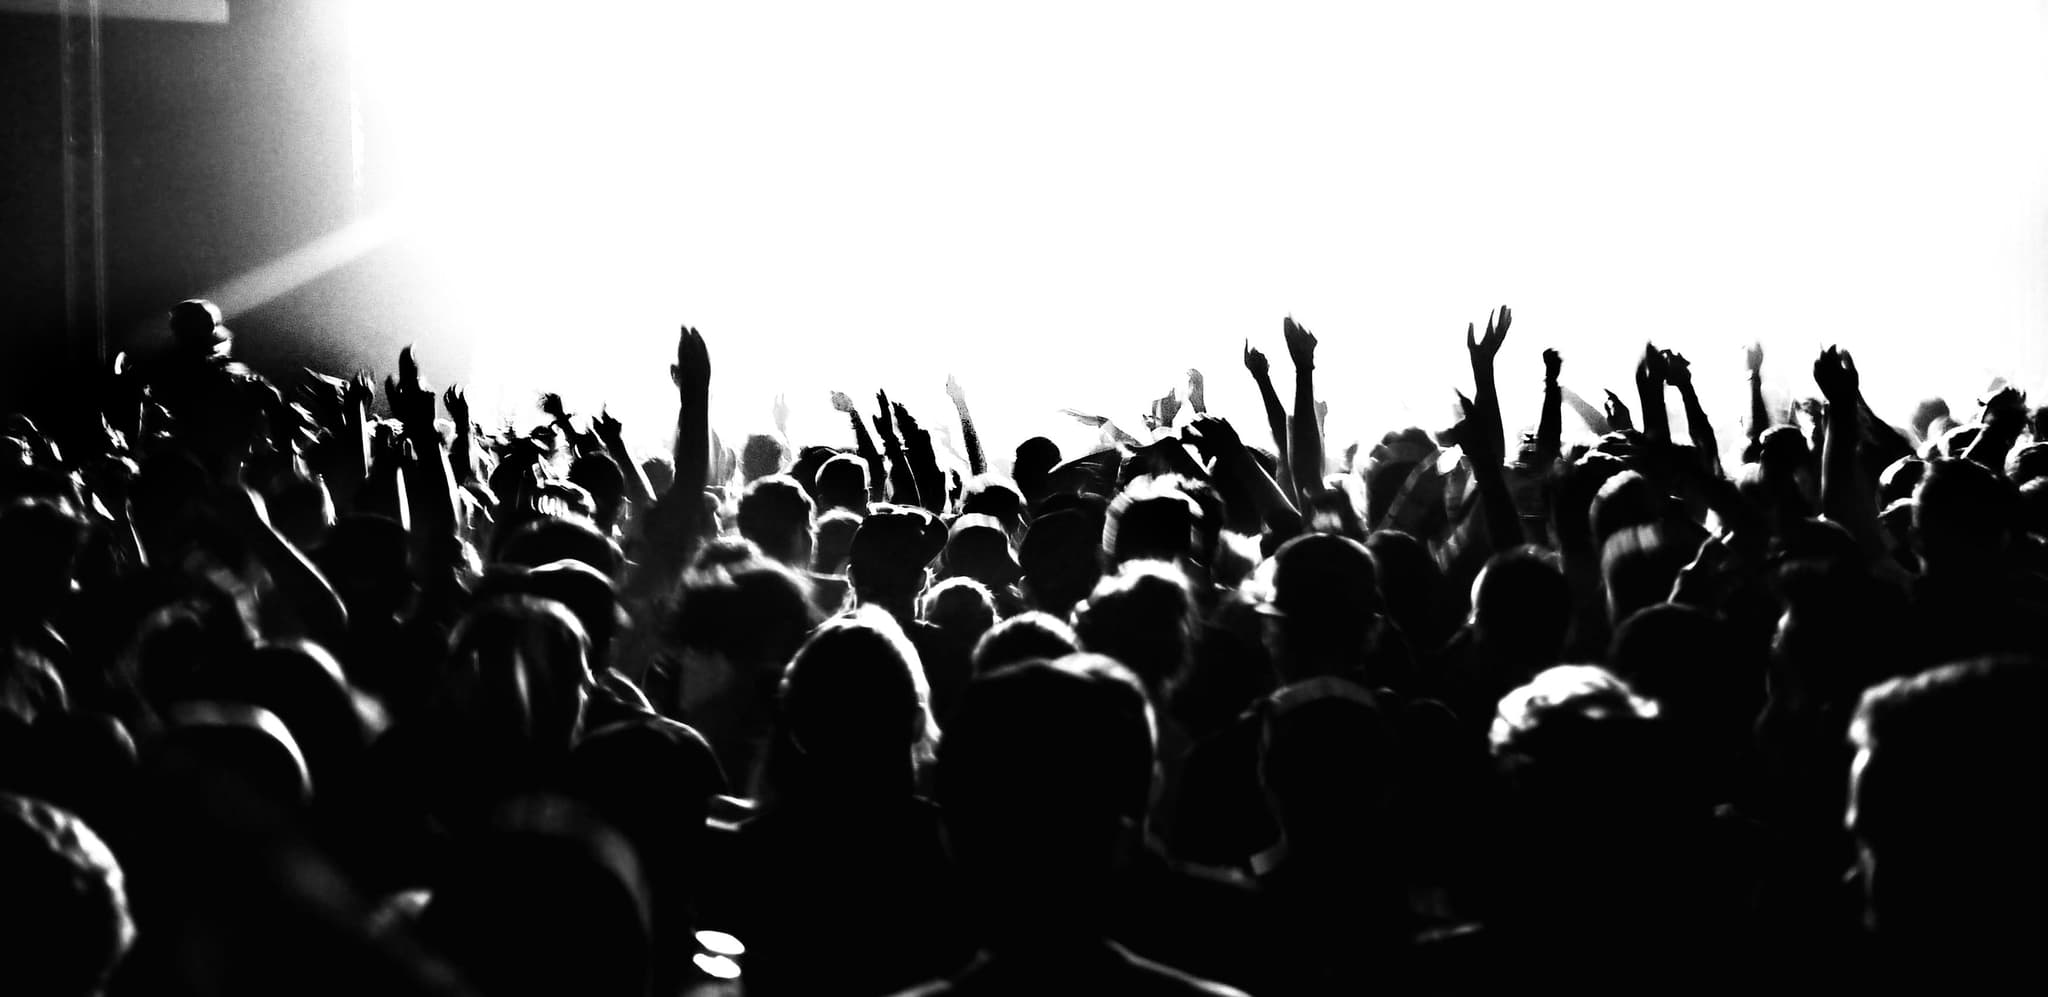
xmin=1 ymin=2 xmax=404 ymax=425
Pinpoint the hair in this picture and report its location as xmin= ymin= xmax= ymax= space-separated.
xmin=0 ymin=794 xmax=135 ymax=997
xmin=1072 ymin=560 xmax=1197 ymax=696
xmin=812 ymin=507 xmax=863 ymax=575
xmin=741 ymin=433 xmax=789 ymax=483
xmin=779 ymin=606 xmax=936 ymax=763
xmin=737 ymin=475 xmax=816 ymax=568
xmin=447 ymin=595 xmax=594 ymax=755
xmin=923 ymin=576 xmax=997 ymax=636
xmin=1101 ymin=476 xmax=1203 ymax=568
xmin=1914 ymin=457 xmax=2018 ymax=566
xmin=973 ymin=611 xmax=1080 ymax=674
xmin=1470 ymin=545 xmax=1571 ymax=659
xmin=815 ymin=454 xmax=870 ymax=513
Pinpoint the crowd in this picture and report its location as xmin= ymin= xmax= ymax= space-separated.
xmin=3 ymin=295 xmax=2046 ymax=995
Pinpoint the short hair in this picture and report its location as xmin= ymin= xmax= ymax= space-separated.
xmin=741 ymin=434 xmax=789 ymax=482
xmin=670 ymin=557 xmax=819 ymax=670
xmin=972 ymin=612 xmax=1079 ymax=674
xmin=449 ymin=595 xmax=595 ymax=752
xmin=923 ymin=576 xmax=997 ymax=636
xmin=1471 ymin=545 xmax=1571 ymax=653
xmin=812 ymin=508 xmax=863 ymax=575
xmin=816 ymin=454 xmax=869 ymax=512
xmin=737 ymin=475 xmax=816 ymax=567
xmin=1914 ymin=457 xmax=2017 ymax=557
xmin=1102 ymin=476 xmax=1202 ymax=567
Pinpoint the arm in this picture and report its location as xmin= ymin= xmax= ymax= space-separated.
xmin=1284 ymin=318 xmax=1325 ymax=501
xmin=443 ymin=386 xmax=476 ymax=486
xmin=1537 ymin=348 xmax=1564 ymax=470
xmin=1185 ymin=415 xmax=1299 ymax=527
xmin=594 ymin=408 xmax=657 ymax=518
xmin=895 ymin=401 xmax=947 ymax=514
xmin=1814 ymin=347 xmax=1885 ymax=559
xmin=945 ymin=376 xmax=987 ymax=477
xmin=1663 ymin=350 xmax=1724 ymax=478
xmin=833 ymin=391 xmax=887 ymax=504
xmin=1746 ymin=342 xmax=1770 ymax=448
xmin=224 ymin=479 xmax=349 ymax=651
xmin=1962 ymin=387 xmax=2029 ymax=473
xmin=874 ymin=391 xmax=921 ymax=506
xmin=1559 ymin=385 xmax=1612 ymax=437
xmin=388 ymin=348 xmax=459 ymax=559
xmin=1635 ymin=344 xmax=1671 ymax=446
xmin=1243 ymin=342 xmax=1296 ymax=501
xmin=1465 ymin=307 xmax=1527 ymax=548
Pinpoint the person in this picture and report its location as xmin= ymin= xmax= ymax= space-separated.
xmin=0 ymin=793 xmax=135 ymax=997
xmin=893 ymin=656 xmax=1249 ymax=996
xmin=1847 ymin=655 xmax=2048 ymax=981
xmin=705 ymin=608 xmax=965 ymax=997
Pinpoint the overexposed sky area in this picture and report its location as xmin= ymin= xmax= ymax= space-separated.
xmin=347 ymin=0 xmax=2048 ymax=465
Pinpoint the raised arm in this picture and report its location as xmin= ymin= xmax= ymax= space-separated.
xmin=594 ymin=407 xmax=657 ymax=519
xmin=1814 ymin=346 xmax=1884 ymax=559
xmin=1635 ymin=344 xmax=1672 ymax=446
xmin=1662 ymin=350 xmax=1724 ymax=478
xmin=1537 ymin=348 xmax=1564 ymax=470
xmin=1465 ymin=306 xmax=1526 ymax=548
xmin=225 ymin=475 xmax=349 ymax=652
xmin=1184 ymin=415 xmax=1299 ymax=532
xmin=1962 ymin=386 xmax=2029 ymax=474
xmin=894 ymin=400 xmax=947 ymax=514
xmin=945 ymin=375 xmax=987 ymax=477
xmin=874 ymin=390 xmax=921 ymax=506
xmin=1243 ymin=340 xmax=1296 ymax=501
xmin=833 ymin=391 xmax=887 ymax=504
xmin=1284 ymin=317 xmax=1325 ymax=501
xmin=1746 ymin=341 xmax=1771 ymax=448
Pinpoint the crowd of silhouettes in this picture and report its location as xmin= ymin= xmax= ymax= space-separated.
xmin=3 ymin=295 xmax=2047 ymax=995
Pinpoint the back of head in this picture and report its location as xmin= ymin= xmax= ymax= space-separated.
xmin=1589 ymin=469 xmax=1659 ymax=546
xmin=972 ymin=612 xmax=1078 ymax=674
xmin=447 ymin=595 xmax=593 ymax=754
xmin=670 ymin=556 xmax=819 ymax=671
xmin=848 ymin=506 xmax=942 ymax=607
xmin=924 ymin=576 xmax=997 ymax=637
xmin=938 ymin=655 xmax=1154 ymax=903
xmin=812 ymin=508 xmax=862 ymax=575
xmin=737 ymin=474 xmax=816 ymax=568
xmin=169 ymin=298 xmax=229 ymax=356
xmin=0 ymin=793 xmax=134 ymax=997
xmin=1261 ymin=533 xmax=1383 ymax=675
xmin=1012 ymin=437 xmax=1062 ymax=503
xmin=815 ymin=454 xmax=870 ymax=513
xmin=961 ymin=475 xmax=1027 ymax=538
xmin=1102 ymin=476 xmax=1202 ymax=568
xmin=1258 ymin=679 xmax=1395 ymax=851
xmin=1018 ymin=509 xmax=1102 ymax=621
xmin=567 ymin=452 xmax=626 ymax=532
xmin=1913 ymin=457 xmax=2017 ymax=568
xmin=494 ymin=514 xmax=623 ymax=579
xmin=1470 ymin=546 xmax=1571 ymax=662
xmin=1366 ymin=529 xmax=1447 ymax=650
xmin=740 ymin=434 xmax=789 ymax=483
xmin=778 ymin=606 xmax=934 ymax=765
xmin=1491 ymin=665 xmax=1666 ymax=824
xmin=1850 ymin=656 xmax=2048 ymax=950
xmin=1072 ymin=560 xmax=1196 ymax=696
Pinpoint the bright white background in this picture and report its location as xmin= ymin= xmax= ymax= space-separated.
xmin=346 ymin=0 xmax=2048 ymax=468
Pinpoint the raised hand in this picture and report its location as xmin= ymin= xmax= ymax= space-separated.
xmin=1186 ymin=368 xmax=1207 ymax=415
xmin=945 ymin=375 xmax=968 ymax=409
xmin=346 ymin=373 xmax=375 ymax=410
xmin=1661 ymin=349 xmax=1694 ymax=390
xmin=830 ymin=390 xmax=858 ymax=415
xmin=1605 ymin=390 xmax=1635 ymax=432
xmin=892 ymin=400 xmax=922 ymax=437
xmin=1981 ymin=384 xmax=2028 ymax=428
xmin=1812 ymin=346 xmax=1859 ymax=405
xmin=595 ymin=406 xmax=624 ymax=443
xmin=1283 ymin=317 xmax=1318 ymax=368
xmin=539 ymin=392 xmax=569 ymax=422
xmin=670 ymin=325 xmax=711 ymax=394
xmin=1152 ymin=387 xmax=1182 ymax=429
xmin=1242 ymin=341 xmax=1270 ymax=379
xmin=1182 ymin=415 xmax=1244 ymax=460
xmin=443 ymin=386 xmax=470 ymax=431
xmin=873 ymin=390 xmax=901 ymax=446
xmin=1637 ymin=343 xmax=1667 ymax=386
xmin=1543 ymin=348 xmax=1562 ymax=381
xmin=1466 ymin=306 xmax=1511 ymax=364
xmin=1745 ymin=341 xmax=1765 ymax=376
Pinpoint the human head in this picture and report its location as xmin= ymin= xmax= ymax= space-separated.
xmin=740 ymin=433 xmax=788 ymax=483
xmin=1257 ymin=533 xmax=1382 ymax=682
xmin=960 ymin=475 xmax=1027 ymax=539
xmin=778 ymin=607 xmax=935 ymax=771
xmin=447 ymin=595 xmax=594 ymax=757
xmin=0 ymin=794 xmax=134 ymax=997
xmin=1101 ymin=476 xmax=1202 ymax=568
xmin=847 ymin=505 xmax=943 ymax=615
xmin=942 ymin=513 xmax=1023 ymax=589
xmin=1913 ymin=457 xmax=2018 ymax=571
xmin=1469 ymin=545 xmax=1571 ymax=665
xmin=1072 ymin=560 xmax=1197 ymax=698
xmin=937 ymin=655 xmax=1154 ymax=931
xmin=971 ymin=612 xmax=1078 ymax=674
xmin=811 ymin=507 xmax=862 ymax=575
xmin=1848 ymin=656 xmax=2048 ymax=954
xmin=169 ymin=298 xmax=229 ymax=357
xmin=923 ymin=576 xmax=997 ymax=637
xmin=1012 ymin=437 xmax=1062 ymax=504
xmin=815 ymin=454 xmax=869 ymax=513
xmin=568 ymin=451 xmax=626 ymax=533
xmin=736 ymin=474 xmax=816 ymax=569
xmin=1018 ymin=509 xmax=1102 ymax=622
xmin=1258 ymin=679 xmax=1396 ymax=854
